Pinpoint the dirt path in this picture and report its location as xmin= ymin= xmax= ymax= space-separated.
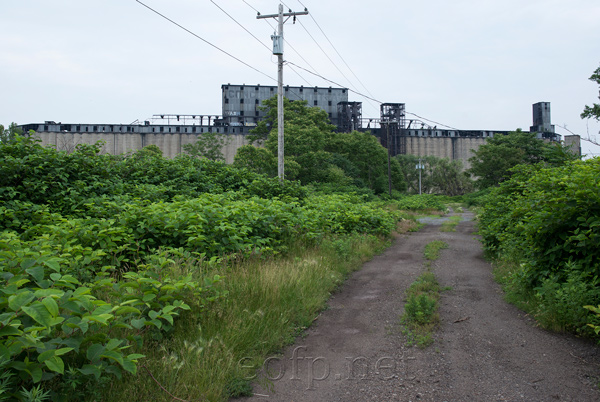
xmin=237 ymin=211 xmax=600 ymax=401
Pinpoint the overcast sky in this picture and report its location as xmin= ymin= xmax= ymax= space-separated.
xmin=2 ymin=0 xmax=600 ymax=155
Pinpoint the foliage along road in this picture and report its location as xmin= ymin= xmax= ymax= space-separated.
xmin=238 ymin=210 xmax=600 ymax=401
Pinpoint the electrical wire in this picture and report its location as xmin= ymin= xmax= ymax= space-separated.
xmin=135 ymin=0 xmax=275 ymax=82
xmin=242 ymin=0 xmax=322 ymax=79
xmin=281 ymin=1 xmax=378 ymax=113
xmin=286 ymin=61 xmax=382 ymax=104
xmin=296 ymin=0 xmax=377 ymax=101
xmin=138 ymin=0 xmax=459 ymax=132
xmin=210 ymin=0 xmax=271 ymax=53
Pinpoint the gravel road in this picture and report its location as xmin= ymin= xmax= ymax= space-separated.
xmin=236 ymin=211 xmax=600 ymax=401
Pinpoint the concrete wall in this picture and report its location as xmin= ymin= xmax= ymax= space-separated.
xmin=33 ymin=132 xmax=250 ymax=164
xmin=33 ymin=131 xmax=488 ymax=169
xmin=403 ymin=137 xmax=487 ymax=170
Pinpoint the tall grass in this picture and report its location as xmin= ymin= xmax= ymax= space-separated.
xmin=99 ymin=234 xmax=389 ymax=401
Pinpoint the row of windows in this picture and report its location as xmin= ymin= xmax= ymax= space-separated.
xmin=42 ymin=125 xmax=225 ymax=134
xmin=225 ymin=99 xmax=334 ymax=107
xmin=224 ymin=85 xmax=343 ymax=94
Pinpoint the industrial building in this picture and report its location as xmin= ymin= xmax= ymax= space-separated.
xmin=18 ymin=85 xmax=577 ymax=167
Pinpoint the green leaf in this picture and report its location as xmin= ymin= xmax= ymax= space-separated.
xmin=38 ymin=350 xmax=56 ymax=363
xmin=55 ymin=347 xmax=73 ymax=356
xmin=101 ymin=350 xmax=124 ymax=365
xmin=43 ymin=258 xmax=61 ymax=272
xmin=130 ymin=318 xmax=145 ymax=330
xmin=0 ymin=326 xmax=22 ymax=337
xmin=86 ymin=344 xmax=106 ymax=363
xmin=42 ymin=297 xmax=60 ymax=318
xmin=25 ymin=265 xmax=45 ymax=283
xmin=20 ymin=258 xmax=37 ymax=270
xmin=29 ymin=365 xmax=43 ymax=383
xmin=34 ymin=288 xmax=63 ymax=298
xmin=148 ymin=310 xmax=159 ymax=320
xmin=44 ymin=356 xmax=65 ymax=374
xmin=121 ymin=359 xmax=137 ymax=375
xmin=142 ymin=293 xmax=156 ymax=302
xmin=78 ymin=364 xmax=102 ymax=379
xmin=161 ymin=314 xmax=174 ymax=326
xmin=105 ymin=339 xmax=123 ymax=351
xmin=113 ymin=306 xmax=141 ymax=316
xmin=8 ymin=291 xmax=35 ymax=311
xmin=49 ymin=273 xmax=62 ymax=281
xmin=127 ymin=353 xmax=145 ymax=361
xmin=22 ymin=303 xmax=53 ymax=328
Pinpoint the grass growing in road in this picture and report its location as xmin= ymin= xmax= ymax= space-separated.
xmin=424 ymin=240 xmax=449 ymax=260
xmin=440 ymin=215 xmax=462 ymax=232
xmin=401 ymin=240 xmax=448 ymax=348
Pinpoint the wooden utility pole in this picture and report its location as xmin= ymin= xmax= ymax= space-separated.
xmin=257 ymin=4 xmax=308 ymax=180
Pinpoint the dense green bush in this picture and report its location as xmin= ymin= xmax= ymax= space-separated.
xmin=395 ymin=194 xmax=447 ymax=212
xmin=0 ymin=136 xmax=404 ymax=399
xmin=478 ymin=158 xmax=600 ymax=337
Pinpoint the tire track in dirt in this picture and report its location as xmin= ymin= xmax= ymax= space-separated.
xmin=237 ymin=211 xmax=600 ymax=401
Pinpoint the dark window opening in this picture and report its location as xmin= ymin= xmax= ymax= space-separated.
xmin=314 ymin=100 xmax=318 ymax=106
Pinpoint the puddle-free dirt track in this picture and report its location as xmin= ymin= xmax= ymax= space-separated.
xmin=238 ymin=211 xmax=600 ymax=401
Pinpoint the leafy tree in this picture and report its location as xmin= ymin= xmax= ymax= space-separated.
xmin=0 ymin=122 xmax=22 ymax=144
xmin=246 ymin=96 xmax=406 ymax=192
xmin=327 ymin=131 xmax=405 ymax=193
xmin=183 ymin=131 xmax=230 ymax=161
xmin=248 ymin=96 xmax=336 ymax=146
xmin=468 ymin=130 xmax=551 ymax=188
xmin=581 ymin=65 xmax=600 ymax=125
xmin=233 ymin=145 xmax=277 ymax=177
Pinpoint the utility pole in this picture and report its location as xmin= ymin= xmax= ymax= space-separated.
xmin=257 ymin=4 xmax=308 ymax=180
xmin=416 ymin=157 xmax=424 ymax=195
xmin=386 ymin=122 xmax=392 ymax=197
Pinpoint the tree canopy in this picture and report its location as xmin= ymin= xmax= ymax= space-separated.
xmin=396 ymin=154 xmax=473 ymax=196
xmin=0 ymin=123 xmax=22 ymax=144
xmin=468 ymin=130 xmax=577 ymax=188
xmin=581 ymin=65 xmax=600 ymax=123
xmin=239 ymin=96 xmax=406 ymax=194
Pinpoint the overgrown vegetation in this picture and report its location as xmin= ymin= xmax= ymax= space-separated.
xmin=468 ymin=130 xmax=579 ymax=188
xmin=234 ymin=97 xmax=406 ymax=194
xmin=440 ymin=216 xmax=462 ymax=232
xmin=396 ymin=154 xmax=473 ymax=196
xmin=478 ymin=159 xmax=600 ymax=339
xmin=0 ymin=135 xmax=405 ymax=401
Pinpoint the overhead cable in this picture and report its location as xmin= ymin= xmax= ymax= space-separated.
xmin=296 ymin=0 xmax=378 ymax=101
xmin=210 ymin=0 xmax=271 ymax=53
xmin=135 ymin=0 xmax=275 ymax=82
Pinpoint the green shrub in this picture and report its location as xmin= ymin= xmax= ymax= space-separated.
xmin=479 ymin=158 xmax=600 ymax=338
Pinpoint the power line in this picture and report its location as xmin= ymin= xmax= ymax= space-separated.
xmin=296 ymin=0 xmax=377 ymax=101
xmin=282 ymin=1 xmax=377 ymax=113
xmin=405 ymin=112 xmax=460 ymax=131
xmin=135 ymin=0 xmax=275 ymax=82
xmin=242 ymin=0 xmax=321 ymax=80
xmin=210 ymin=0 xmax=271 ymax=53
xmin=286 ymin=61 xmax=383 ymax=104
